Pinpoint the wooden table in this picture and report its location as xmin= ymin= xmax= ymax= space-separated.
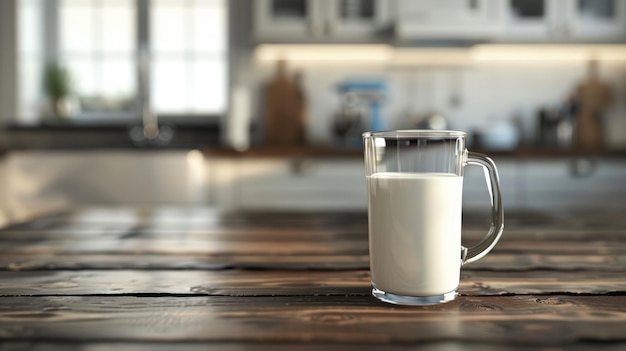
xmin=0 ymin=208 xmax=625 ymax=350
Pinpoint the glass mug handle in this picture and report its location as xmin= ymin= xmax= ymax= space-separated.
xmin=461 ymin=151 xmax=505 ymax=265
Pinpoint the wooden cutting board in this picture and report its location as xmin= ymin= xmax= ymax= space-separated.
xmin=263 ymin=61 xmax=306 ymax=146
xmin=574 ymin=62 xmax=612 ymax=149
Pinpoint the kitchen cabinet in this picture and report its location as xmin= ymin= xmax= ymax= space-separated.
xmin=210 ymin=155 xmax=626 ymax=211
xmin=3 ymin=151 xmax=209 ymax=209
xmin=523 ymin=158 xmax=626 ymax=210
xmin=572 ymin=0 xmax=626 ymax=40
xmin=253 ymin=0 xmax=626 ymax=42
xmin=210 ymin=156 xmax=520 ymax=211
xmin=396 ymin=0 xmax=503 ymax=40
xmin=254 ymin=0 xmax=393 ymax=41
xmin=503 ymin=0 xmax=626 ymax=41
xmin=212 ymin=158 xmax=367 ymax=210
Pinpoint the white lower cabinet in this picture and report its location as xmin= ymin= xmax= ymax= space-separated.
xmin=210 ymin=157 xmax=520 ymax=211
xmin=212 ymin=158 xmax=367 ymax=210
xmin=210 ymin=156 xmax=626 ymax=211
xmin=523 ymin=159 xmax=626 ymax=210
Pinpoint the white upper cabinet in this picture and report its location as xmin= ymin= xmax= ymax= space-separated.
xmin=254 ymin=0 xmax=393 ymax=41
xmin=571 ymin=0 xmax=626 ymax=40
xmin=396 ymin=0 xmax=503 ymax=40
xmin=254 ymin=0 xmax=324 ymax=39
xmin=253 ymin=0 xmax=626 ymax=42
xmin=502 ymin=0 xmax=626 ymax=41
xmin=504 ymin=0 xmax=557 ymax=39
xmin=326 ymin=0 xmax=393 ymax=38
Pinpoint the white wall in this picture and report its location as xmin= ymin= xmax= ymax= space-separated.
xmin=253 ymin=61 xmax=626 ymax=148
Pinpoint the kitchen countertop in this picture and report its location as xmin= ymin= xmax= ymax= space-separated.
xmin=204 ymin=145 xmax=626 ymax=159
xmin=2 ymin=124 xmax=626 ymax=158
xmin=1 ymin=123 xmax=221 ymax=150
xmin=0 ymin=208 xmax=625 ymax=350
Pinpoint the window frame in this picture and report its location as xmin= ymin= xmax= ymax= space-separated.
xmin=38 ymin=0 xmax=227 ymax=126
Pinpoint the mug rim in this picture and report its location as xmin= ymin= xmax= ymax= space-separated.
xmin=362 ymin=129 xmax=466 ymax=139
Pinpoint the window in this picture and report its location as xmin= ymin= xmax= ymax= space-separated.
xmin=17 ymin=0 xmax=45 ymax=124
xmin=60 ymin=0 xmax=137 ymax=115
xmin=17 ymin=0 xmax=227 ymax=123
xmin=151 ymin=0 xmax=227 ymax=114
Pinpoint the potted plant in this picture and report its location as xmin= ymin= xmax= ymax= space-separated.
xmin=43 ymin=62 xmax=72 ymax=119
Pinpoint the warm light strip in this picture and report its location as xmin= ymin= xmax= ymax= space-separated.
xmin=255 ymin=44 xmax=392 ymax=62
xmin=254 ymin=44 xmax=626 ymax=65
xmin=470 ymin=44 xmax=626 ymax=61
xmin=392 ymin=47 xmax=472 ymax=65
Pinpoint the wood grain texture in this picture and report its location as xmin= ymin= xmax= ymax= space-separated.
xmin=6 ymin=208 xmax=623 ymax=232
xmin=0 ymin=341 xmax=572 ymax=351
xmin=0 ymin=233 xmax=626 ymax=255
xmin=0 ymin=270 xmax=625 ymax=297
xmin=3 ymin=252 xmax=626 ymax=272
xmin=3 ymin=342 xmax=626 ymax=351
xmin=0 ymin=239 xmax=369 ymax=256
xmin=1 ymin=208 xmax=625 ymax=349
xmin=3 ymin=226 xmax=626 ymax=242
xmin=0 ymin=253 xmax=370 ymax=271
xmin=0 ymin=295 xmax=625 ymax=346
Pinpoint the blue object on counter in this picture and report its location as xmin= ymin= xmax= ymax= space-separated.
xmin=337 ymin=80 xmax=388 ymax=93
xmin=337 ymin=80 xmax=388 ymax=132
xmin=369 ymin=100 xmax=384 ymax=131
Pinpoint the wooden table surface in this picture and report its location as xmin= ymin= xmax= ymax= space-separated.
xmin=0 ymin=208 xmax=625 ymax=350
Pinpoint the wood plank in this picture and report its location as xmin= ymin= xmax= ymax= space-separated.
xmin=4 ymin=226 xmax=626 ymax=243
xmin=0 ymin=270 xmax=624 ymax=297
xmin=0 ymin=227 xmax=368 ymax=242
xmin=0 ymin=220 xmax=369 ymax=235
xmin=467 ymin=253 xmax=626 ymax=271
xmin=5 ymin=208 xmax=624 ymax=237
xmin=1 ymin=208 xmax=625 ymax=349
xmin=0 ymin=270 xmax=369 ymax=297
xmin=459 ymin=270 xmax=626 ymax=295
xmin=465 ymin=228 xmax=626 ymax=241
xmin=6 ymin=208 xmax=624 ymax=232
xmin=490 ymin=239 xmax=626 ymax=254
xmin=2 ymin=209 xmax=370 ymax=230
xmin=0 ymin=239 xmax=370 ymax=256
xmin=0 ymin=295 xmax=625 ymax=346
xmin=3 ymin=252 xmax=625 ymax=272
xmin=0 ymin=253 xmax=370 ymax=271
xmin=3 ymin=238 xmax=626 ymax=257
xmin=2 ymin=342 xmax=624 ymax=351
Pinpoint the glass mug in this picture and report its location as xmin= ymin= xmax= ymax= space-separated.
xmin=363 ymin=130 xmax=504 ymax=305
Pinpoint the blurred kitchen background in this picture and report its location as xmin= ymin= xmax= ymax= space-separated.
xmin=1 ymin=0 xmax=626 ymax=225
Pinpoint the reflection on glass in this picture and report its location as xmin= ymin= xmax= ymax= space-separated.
xmin=578 ymin=0 xmax=615 ymax=20
xmin=510 ymin=0 xmax=545 ymax=19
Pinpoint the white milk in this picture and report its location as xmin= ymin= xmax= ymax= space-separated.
xmin=367 ymin=172 xmax=463 ymax=297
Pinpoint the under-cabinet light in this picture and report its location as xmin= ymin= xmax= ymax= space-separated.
xmin=254 ymin=44 xmax=626 ymax=65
